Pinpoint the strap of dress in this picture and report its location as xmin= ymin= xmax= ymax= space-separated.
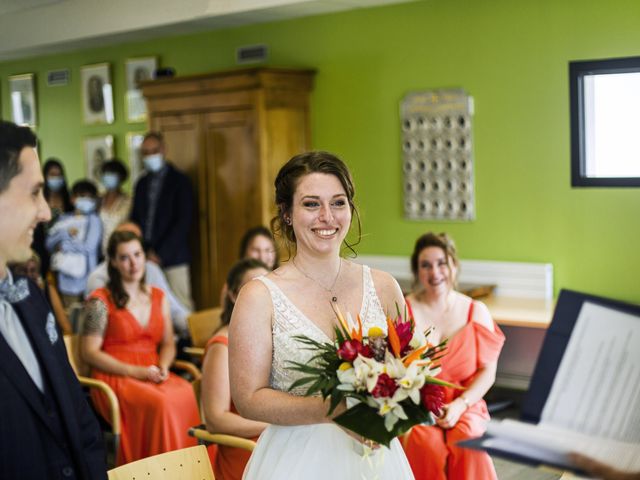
xmin=467 ymin=300 xmax=475 ymax=324
xmin=405 ymin=296 xmax=415 ymax=320
xmin=204 ymin=334 xmax=228 ymax=355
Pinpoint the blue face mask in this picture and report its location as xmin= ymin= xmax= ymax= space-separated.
xmin=75 ymin=197 xmax=96 ymax=214
xmin=47 ymin=176 xmax=65 ymax=192
xmin=101 ymin=173 xmax=120 ymax=191
xmin=143 ymin=154 xmax=164 ymax=173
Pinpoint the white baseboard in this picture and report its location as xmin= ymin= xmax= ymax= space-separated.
xmin=355 ymin=255 xmax=553 ymax=300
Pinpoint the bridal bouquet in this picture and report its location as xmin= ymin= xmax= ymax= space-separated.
xmin=288 ymin=305 xmax=460 ymax=447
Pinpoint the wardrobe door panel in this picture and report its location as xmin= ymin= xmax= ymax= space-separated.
xmin=204 ymin=109 xmax=261 ymax=303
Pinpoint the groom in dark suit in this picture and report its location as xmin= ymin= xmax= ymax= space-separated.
xmin=0 ymin=120 xmax=107 ymax=479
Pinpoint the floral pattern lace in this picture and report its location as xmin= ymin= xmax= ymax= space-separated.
xmin=257 ymin=264 xmax=388 ymax=396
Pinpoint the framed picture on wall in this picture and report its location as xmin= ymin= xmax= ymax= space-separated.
xmin=126 ymin=132 xmax=146 ymax=184
xmin=9 ymin=73 xmax=37 ymax=127
xmin=125 ymin=57 xmax=157 ymax=123
xmin=81 ymin=63 xmax=114 ymax=124
xmin=84 ymin=135 xmax=114 ymax=183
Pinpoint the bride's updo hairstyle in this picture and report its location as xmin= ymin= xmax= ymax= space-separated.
xmin=271 ymin=151 xmax=362 ymax=256
xmin=410 ymin=232 xmax=460 ymax=290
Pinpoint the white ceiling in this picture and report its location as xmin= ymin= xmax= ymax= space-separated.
xmin=0 ymin=0 xmax=415 ymax=61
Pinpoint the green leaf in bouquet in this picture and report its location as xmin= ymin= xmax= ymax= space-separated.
xmin=332 ymin=401 xmax=434 ymax=448
xmin=424 ymin=375 xmax=464 ymax=390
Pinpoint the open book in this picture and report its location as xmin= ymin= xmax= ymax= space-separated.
xmin=463 ymin=293 xmax=640 ymax=473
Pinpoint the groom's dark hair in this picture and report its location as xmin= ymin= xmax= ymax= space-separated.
xmin=0 ymin=120 xmax=37 ymax=194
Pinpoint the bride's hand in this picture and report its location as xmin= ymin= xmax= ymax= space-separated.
xmin=339 ymin=427 xmax=380 ymax=450
xmin=330 ymin=400 xmax=380 ymax=449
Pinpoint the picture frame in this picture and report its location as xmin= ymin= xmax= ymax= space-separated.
xmin=80 ymin=63 xmax=114 ymax=124
xmin=125 ymin=57 xmax=157 ymax=123
xmin=84 ymin=135 xmax=115 ymax=184
xmin=9 ymin=73 xmax=37 ymax=127
xmin=126 ymin=132 xmax=146 ymax=184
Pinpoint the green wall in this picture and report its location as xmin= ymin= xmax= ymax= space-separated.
xmin=2 ymin=0 xmax=638 ymax=303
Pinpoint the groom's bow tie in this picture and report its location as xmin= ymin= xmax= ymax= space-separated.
xmin=0 ymin=277 xmax=29 ymax=304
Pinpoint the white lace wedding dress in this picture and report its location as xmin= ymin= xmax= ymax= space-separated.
xmin=242 ymin=265 xmax=415 ymax=479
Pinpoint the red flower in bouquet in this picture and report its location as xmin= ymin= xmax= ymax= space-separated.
xmin=338 ymin=339 xmax=374 ymax=362
xmin=420 ymin=383 xmax=445 ymax=416
xmin=395 ymin=320 xmax=414 ymax=356
xmin=371 ymin=373 xmax=399 ymax=398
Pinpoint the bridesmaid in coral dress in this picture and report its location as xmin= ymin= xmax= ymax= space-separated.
xmin=80 ymin=230 xmax=199 ymax=465
xmin=402 ymin=232 xmax=505 ymax=480
xmin=201 ymin=258 xmax=269 ymax=479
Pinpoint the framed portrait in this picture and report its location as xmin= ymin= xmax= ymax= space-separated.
xmin=125 ymin=57 xmax=157 ymax=123
xmin=9 ymin=74 xmax=37 ymax=127
xmin=81 ymin=63 xmax=114 ymax=124
xmin=84 ymin=135 xmax=114 ymax=183
xmin=126 ymin=132 xmax=146 ymax=184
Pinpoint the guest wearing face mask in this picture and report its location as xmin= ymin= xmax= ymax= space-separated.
xmin=130 ymin=132 xmax=195 ymax=310
xmin=43 ymin=158 xmax=73 ymax=218
xmin=32 ymin=158 xmax=74 ymax=278
xmin=99 ymin=159 xmax=131 ymax=256
xmin=46 ymin=179 xmax=102 ymax=308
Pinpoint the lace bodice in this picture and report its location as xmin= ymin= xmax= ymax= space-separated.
xmin=257 ymin=264 xmax=388 ymax=396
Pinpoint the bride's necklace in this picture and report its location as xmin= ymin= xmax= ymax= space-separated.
xmin=292 ymin=257 xmax=342 ymax=303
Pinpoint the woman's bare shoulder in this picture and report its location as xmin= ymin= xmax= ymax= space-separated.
xmin=469 ymin=298 xmax=495 ymax=331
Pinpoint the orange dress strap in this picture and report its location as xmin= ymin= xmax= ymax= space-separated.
xmin=466 ymin=300 xmax=475 ymax=324
xmin=405 ymin=297 xmax=415 ymax=321
xmin=204 ymin=334 xmax=228 ymax=356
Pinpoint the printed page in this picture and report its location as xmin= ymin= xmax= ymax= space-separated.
xmin=486 ymin=419 xmax=640 ymax=472
xmin=541 ymin=301 xmax=640 ymax=443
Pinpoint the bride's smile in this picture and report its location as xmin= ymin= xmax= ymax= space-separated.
xmin=291 ymin=172 xmax=351 ymax=254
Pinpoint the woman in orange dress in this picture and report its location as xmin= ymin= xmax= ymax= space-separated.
xmin=201 ymin=258 xmax=269 ymax=479
xmin=80 ymin=230 xmax=199 ymax=465
xmin=402 ymin=232 xmax=505 ymax=480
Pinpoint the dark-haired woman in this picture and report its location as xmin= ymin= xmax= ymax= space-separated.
xmin=219 ymin=226 xmax=278 ymax=305
xmin=32 ymin=158 xmax=73 ymax=277
xmin=99 ymin=158 xmax=131 ymax=255
xmin=202 ymin=258 xmax=269 ymax=480
xmin=43 ymin=157 xmax=73 ymax=216
xmin=80 ymin=230 xmax=199 ymax=465
xmin=229 ymin=151 xmax=414 ymax=479
xmin=402 ymin=232 xmax=505 ymax=480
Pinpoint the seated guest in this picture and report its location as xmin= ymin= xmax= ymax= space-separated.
xmin=80 ymin=230 xmax=200 ymax=465
xmin=402 ymin=232 xmax=505 ymax=480
xmin=98 ymin=159 xmax=131 ymax=256
xmin=86 ymin=222 xmax=191 ymax=338
xmin=46 ymin=179 xmax=102 ymax=308
xmin=9 ymin=250 xmax=72 ymax=334
xmin=219 ymin=226 xmax=278 ymax=305
xmin=202 ymin=258 xmax=269 ymax=480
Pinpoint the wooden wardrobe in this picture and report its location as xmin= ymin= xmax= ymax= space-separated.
xmin=142 ymin=68 xmax=315 ymax=309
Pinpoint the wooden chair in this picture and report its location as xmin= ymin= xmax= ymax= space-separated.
xmin=64 ymin=334 xmax=121 ymax=467
xmin=188 ymin=378 xmax=257 ymax=452
xmin=184 ymin=308 xmax=223 ymax=358
xmin=188 ymin=426 xmax=257 ymax=452
xmin=65 ymin=335 xmax=201 ymax=467
xmin=107 ymin=445 xmax=214 ymax=480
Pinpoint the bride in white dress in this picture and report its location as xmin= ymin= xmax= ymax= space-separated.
xmin=229 ymin=151 xmax=415 ymax=479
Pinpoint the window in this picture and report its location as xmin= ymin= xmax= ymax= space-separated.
xmin=570 ymin=56 xmax=640 ymax=187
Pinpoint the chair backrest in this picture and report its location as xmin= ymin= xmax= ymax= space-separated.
xmin=63 ymin=334 xmax=89 ymax=376
xmin=107 ymin=445 xmax=213 ymax=480
xmin=188 ymin=308 xmax=223 ymax=348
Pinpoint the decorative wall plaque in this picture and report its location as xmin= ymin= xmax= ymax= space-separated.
xmin=401 ymin=89 xmax=475 ymax=221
